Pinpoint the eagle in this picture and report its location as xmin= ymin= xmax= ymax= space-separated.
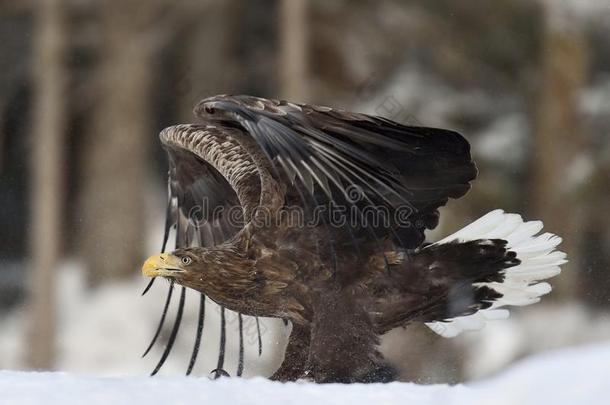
xmin=141 ymin=95 xmax=566 ymax=383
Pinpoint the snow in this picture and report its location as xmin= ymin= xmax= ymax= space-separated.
xmin=0 ymin=262 xmax=286 ymax=377
xmin=1 ymin=342 xmax=609 ymax=405
xmin=474 ymin=115 xmax=528 ymax=168
xmin=541 ymin=0 xmax=610 ymax=23
xmin=459 ymin=342 xmax=610 ymax=405
xmin=462 ymin=303 xmax=610 ymax=379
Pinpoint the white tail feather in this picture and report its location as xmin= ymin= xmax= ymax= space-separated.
xmin=426 ymin=210 xmax=567 ymax=338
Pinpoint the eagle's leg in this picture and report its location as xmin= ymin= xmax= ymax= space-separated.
xmin=304 ymin=292 xmax=396 ymax=383
xmin=269 ymin=323 xmax=310 ymax=381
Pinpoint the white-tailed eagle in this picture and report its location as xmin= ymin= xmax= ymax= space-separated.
xmin=140 ymin=95 xmax=566 ymax=383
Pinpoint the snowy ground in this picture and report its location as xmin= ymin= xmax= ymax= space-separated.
xmin=1 ymin=342 xmax=609 ymax=405
xmin=0 ymin=262 xmax=287 ymax=377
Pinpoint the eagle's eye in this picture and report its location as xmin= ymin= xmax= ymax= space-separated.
xmin=181 ymin=256 xmax=192 ymax=266
xmin=204 ymin=105 xmax=215 ymax=114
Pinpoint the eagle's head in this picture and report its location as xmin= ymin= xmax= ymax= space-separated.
xmin=141 ymin=251 xmax=200 ymax=281
xmin=141 ymin=248 xmax=260 ymax=311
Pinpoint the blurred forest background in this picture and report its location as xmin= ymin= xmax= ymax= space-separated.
xmin=1 ymin=0 xmax=610 ymax=383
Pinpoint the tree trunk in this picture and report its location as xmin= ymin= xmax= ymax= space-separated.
xmin=27 ymin=0 xmax=68 ymax=370
xmin=580 ymin=164 xmax=610 ymax=308
xmin=177 ymin=0 xmax=242 ymax=120
xmin=280 ymin=0 xmax=309 ymax=102
xmin=531 ymin=5 xmax=589 ymax=299
xmin=79 ymin=1 xmax=157 ymax=285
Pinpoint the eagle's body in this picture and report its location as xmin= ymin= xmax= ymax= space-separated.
xmin=142 ymin=95 xmax=566 ymax=383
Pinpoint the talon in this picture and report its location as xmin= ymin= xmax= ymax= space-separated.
xmin=210 ymin=368 xmax=230 ymax=379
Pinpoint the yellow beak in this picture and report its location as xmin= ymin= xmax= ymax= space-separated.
xmin=142 ymin=253 xmax=185 ymax=278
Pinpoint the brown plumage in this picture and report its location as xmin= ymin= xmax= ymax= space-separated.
xmin=141 ymin=95 xmax=564 ymax=383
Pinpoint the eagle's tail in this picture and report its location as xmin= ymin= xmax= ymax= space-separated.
xmin=423 ymin=209 xmax=567 ymax=337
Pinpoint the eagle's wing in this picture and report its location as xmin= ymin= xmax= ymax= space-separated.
xmin=144 ymin=123 xmax=266 ymax=376
xmin=194 ymin=95 xmax=477 ymax=250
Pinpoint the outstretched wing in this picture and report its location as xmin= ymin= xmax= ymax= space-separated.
xmin=143 ymin=124 xmax=264 ymax=376
xmin=194 ymin=95 xmax=477 ymax=251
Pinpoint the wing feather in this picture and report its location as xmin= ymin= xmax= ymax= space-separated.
xmin=195 ymin=95 xmax=477 ymax=249
xmin=145 ymin=123 xmax=267 ymax=376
